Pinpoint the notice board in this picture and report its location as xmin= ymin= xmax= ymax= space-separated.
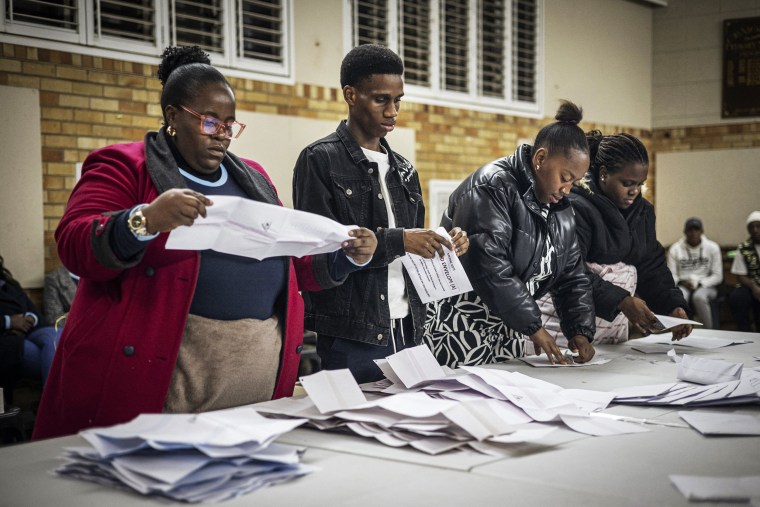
xmin=722 ymin=16 xmax=760 ymax=118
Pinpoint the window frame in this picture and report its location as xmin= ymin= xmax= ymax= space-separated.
xmin=344 ymin=0 xmax=542 ymax=117
xmin=0 ymin=0 xmax=294 ymax=83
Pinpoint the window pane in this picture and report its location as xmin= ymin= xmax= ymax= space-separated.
xmin=6 ymin=0 xmax=78 ymax=30
xmin=479 ymin=0 xmax=505 ymax=98
xmin=238 ymin=0 xmax=284 ymax=62
xmin=512 ymin=0 xmax=537 ymax=102
xmin=440 ymin=0 xmax=468 ymax=93
xmin=398 ymin=0 xmax=430 ymax=87
xmin=172 ymin=0 xmax=224 ymax=53
xmin=95 ymin=0 xmax=155 ymax=43
xmin=353 ymin=0 xmax=387 ymax=46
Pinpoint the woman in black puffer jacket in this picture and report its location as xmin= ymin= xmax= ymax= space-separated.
xmin=424 ymin=101 xmax=596 ymax=368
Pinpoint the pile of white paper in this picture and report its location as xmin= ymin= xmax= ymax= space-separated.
xmin=55 ymin=407 xmax=315 ymax=503
xmin=256 ymin=346 xmax=652 ymax=456
xmin=612 ymin=370 xmax=760 ymax=407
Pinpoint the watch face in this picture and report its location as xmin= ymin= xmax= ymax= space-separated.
xmin=130 ymin=215 xmax=144 ymax=228
xmin=129 ymin=209 xmax=148 ymax=235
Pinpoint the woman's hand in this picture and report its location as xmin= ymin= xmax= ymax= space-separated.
xmin=618 ymin=295 xmax=658 ymax=335
xmin=342 ymin=228 xmax=377 ymax=265
xmin=403 ymin=229 xmax=452 ymax=259
xmin=567 ymin=335 xmax=595 ymax=363
xmin=529 ymin=327 xmax=568 ymax=365
xmin=669 ymin=307 xmax=693 ymax=341
xmin=10 ymin=314 xmax=34 ymax=334
xmin=141 ymin=189 xmax=213 ymax=234
xmin=448 ymin=227 xmax=469 ymax=257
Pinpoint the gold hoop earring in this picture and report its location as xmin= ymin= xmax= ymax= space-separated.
xmin=167 ymin=125 xmax=176 ymax=137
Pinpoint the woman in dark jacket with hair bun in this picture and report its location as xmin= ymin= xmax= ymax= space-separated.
xmin=424 ymin=101 xmax=596 ymax=368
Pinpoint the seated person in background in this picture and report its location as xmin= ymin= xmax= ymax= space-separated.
xmin=729 ymin=211 xmax=760 ymax=332
xmin=0 ymin=255 xmax=58 ymax=392
xmin=540 ymin=130 xmax=691 ymax=344
xmin=43 ymin=265 xmax=79 ymax=328
xmin=425 ymin=100 xmax=596 ymax=368
xmin=667 ymin=217 xmax=723 ymax=329
xmin=33 ymin=45 xmax=377 ymax=440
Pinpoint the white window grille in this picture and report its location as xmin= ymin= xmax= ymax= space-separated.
xmin=1 ymin=0 xmax=292 ymax=80
xmin=349 ymin=0 xmax=541 ymax=113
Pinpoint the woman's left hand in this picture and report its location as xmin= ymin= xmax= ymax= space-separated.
xmin=669 ymin=307 xmax=693 ymax=340
xmin=342 ymin=227 xmax=377 ymax=265
xmin=448 ymin=227 xmax=469 ymax=257
xmin=567 ymin=335 xmax=595 ymax=363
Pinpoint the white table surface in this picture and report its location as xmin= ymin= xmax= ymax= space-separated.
xmin=0 ymin=328 xmax=758 ymax=506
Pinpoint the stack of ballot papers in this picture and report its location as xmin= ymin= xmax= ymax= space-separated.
xmin=55 ymin=407 xmax=315 ymax=503
xmin=611 ymin=372 xmax=760 ymax=407
xmin=255 ymin=345 xmax=661 ymax=456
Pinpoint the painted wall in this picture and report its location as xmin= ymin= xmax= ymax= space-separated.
xmin=0 ymin=85 xmax=44 ymax=287
xmin=541 ymin=0 xmax=653 ymax=127
xmin=655 ymin=147 xmax=760 ymax=247
xmin=652 ymin=0 xmax=760 ymax=128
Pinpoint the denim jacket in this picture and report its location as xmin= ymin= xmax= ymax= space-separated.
xmin=293 ymin=121 xmax=426 ymax=346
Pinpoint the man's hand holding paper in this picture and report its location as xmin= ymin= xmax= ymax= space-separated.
xmin=400 ymin=227 xmax=473 ymax=304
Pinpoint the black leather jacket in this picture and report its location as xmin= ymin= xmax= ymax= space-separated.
xmin=292 ymin=121 xmax=426 ymax=345
xmin=441 ymin=145 xmax=595 ymax=340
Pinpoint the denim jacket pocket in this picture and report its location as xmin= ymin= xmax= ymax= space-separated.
xmin=331 ymin=175 xmax=373 ymax=225
xmin=397 ymin=185 xmax=423 ymax=228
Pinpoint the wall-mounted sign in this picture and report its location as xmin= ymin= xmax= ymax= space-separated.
xmin=722 ymin=16 xmax=760 ymax=118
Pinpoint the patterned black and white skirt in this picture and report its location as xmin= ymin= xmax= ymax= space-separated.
xmin=423 ymin=291 xmax=527 ymax=368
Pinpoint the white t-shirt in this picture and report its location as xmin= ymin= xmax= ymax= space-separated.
xmin=731 ymin=243 xmax=760 ymax=276
xmin=361 ymin=147 xmax=410 ymax=319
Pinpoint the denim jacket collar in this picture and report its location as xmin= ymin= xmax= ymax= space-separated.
xmin=336 ymin=120 xmax=398 ymax=173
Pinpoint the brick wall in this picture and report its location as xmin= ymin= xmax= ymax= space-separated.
xmin=2 ymin=43 xmax=756 ymax=272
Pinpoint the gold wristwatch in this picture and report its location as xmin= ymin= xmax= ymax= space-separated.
xmin=127 ymin=206 xmax=151 ymax=236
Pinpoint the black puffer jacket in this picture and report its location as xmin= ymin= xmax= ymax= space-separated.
xmin=567 ymin=178 xmax=688 ymax=320
xmin=441 ymin=145 xmax=595 ymax=340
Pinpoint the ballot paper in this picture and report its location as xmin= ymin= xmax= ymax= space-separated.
xmin=676 ymin=354 xmax=743 ymax=385
xmin=385 ymin=345 xmax=447 ymax=388
xmin=634 ymin=333 xmax=753 ymax=349
xmin=650 ymin=314 xmax=702 ymax=332
xmin=165 ymin=195 xmax=354 ymax=260
xmin=678 ymin=410 xmax=760 ymax=435
xmin=519 ymin=353 xmax=612 ymax=368
xmin=400 ymin=227 xmax=473 ymax=303
xmin=55 ymin=408 xmax=314 ymax=503
xmin=670 ymin=475 xmax=760 ymax=502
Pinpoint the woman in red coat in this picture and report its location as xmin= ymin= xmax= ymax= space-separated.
xmin=33 ymin=46 xmax=376 ymax=440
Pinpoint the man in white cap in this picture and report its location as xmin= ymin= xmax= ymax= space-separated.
xmin=667 ymin=217 xmax=723 ymax=328
xmin=729 ymin=211 xmax=760 ymax=332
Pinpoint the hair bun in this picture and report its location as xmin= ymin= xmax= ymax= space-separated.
xmin=157 ymin=45 xmax=211 ymax=86
xmin=554 ymin=99 xmax=583 ymax=124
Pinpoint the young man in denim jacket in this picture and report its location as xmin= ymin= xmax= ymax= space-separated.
xmin=292 ymin=45 xmax=468 ymax=383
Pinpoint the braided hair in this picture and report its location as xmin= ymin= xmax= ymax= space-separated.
xmin=531 ymin=100 xmax=588 ymax=159
xmin=586 ymin=130 xmax=649 ymax=183
xmin=157 ymin=45 xmax=233 ymax=122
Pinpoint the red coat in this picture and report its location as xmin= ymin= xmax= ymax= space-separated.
xmin=33 ymin=133 xmax=336 ymax=440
